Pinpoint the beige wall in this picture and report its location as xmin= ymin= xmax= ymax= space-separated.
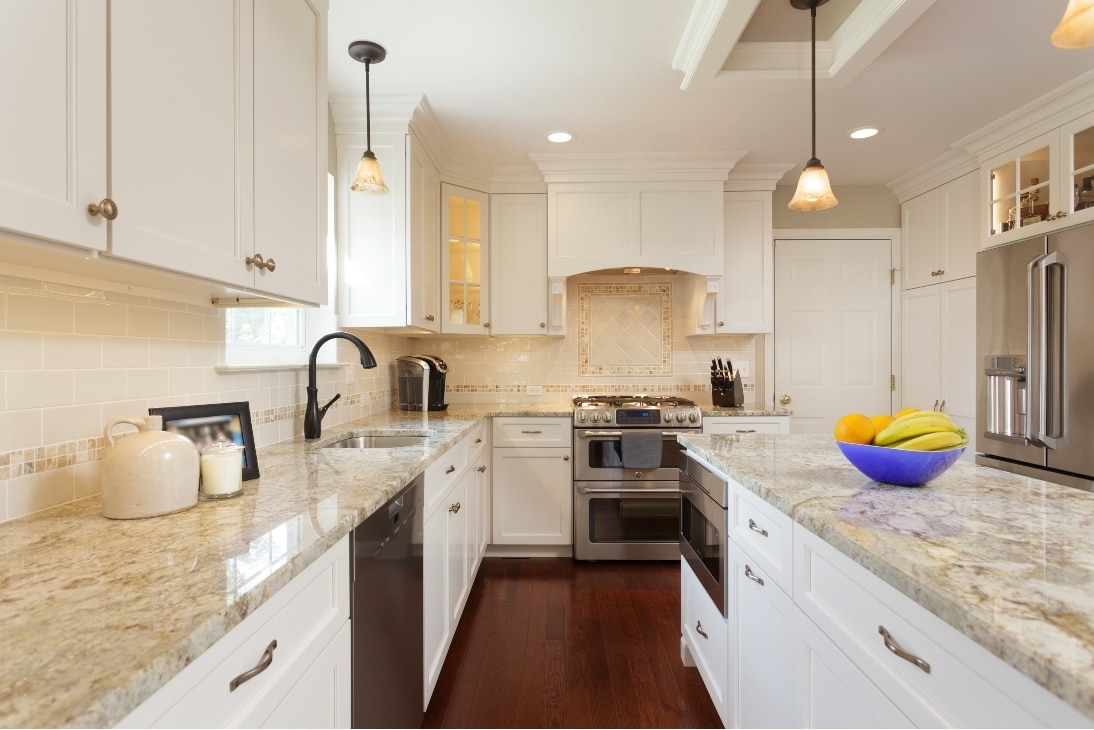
xmin=772 ymin=184 xmax=900 ymax=229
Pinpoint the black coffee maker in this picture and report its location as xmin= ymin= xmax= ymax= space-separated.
xmin=396 ymin=355 xmax=449 ymax=411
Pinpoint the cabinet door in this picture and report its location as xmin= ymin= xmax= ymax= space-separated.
xmin=681 ymin=559 xmax=730 ymax=727
xmin=0 ymin=0 xmax=107 ymax=252
xmin=474 ymin=453 xmax=491 ymax=565
xmin=1059 ymin=110 xmax=1094 ymax=226
xmin=109 ymin=0 xmax=252 ymax=288
xmin=491 ymin=447 xmax=573 ymax=545
xmin=423 ymin=504 xmax=449 ymax=706
xmin=940 ymin=277 xmax=976 ymax=460
xmin=252 ymin=620 xmax=351 ymax=729
xmin=252 ymin=0 xmax=326 ymax=304
xmin=446 ymin=475 xmax=471 ymax=635
xmin=409 ymin=136 xmax=441 ymax=331
xmin=939 ymin=172 xmax=978 ymax=283
xmin=490 ymin=194 xmax=548 ymax=335
xmin=718 ymin=191 xmax=773 ymax=333
xmin=901 ymin=189 xmax=941 ymax=290
xmin=900 ymin=286 xmax=941 ymax=410
xmin=442 ymin=184 xmax=489 ymax=334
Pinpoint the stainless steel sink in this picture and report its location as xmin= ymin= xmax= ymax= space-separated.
xmin=325 ymin=435 xmax=429 ymax=449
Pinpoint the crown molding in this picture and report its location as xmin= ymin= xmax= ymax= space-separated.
xmin=724 ymin=163 xmax=796 ymax=192
xmin=672 ymin=0 xmax=758 ymax=90
xmin=886 ymin=148 xmax=977 ymax=202
xmin=528 ymin=152 xmax=747 ymax=183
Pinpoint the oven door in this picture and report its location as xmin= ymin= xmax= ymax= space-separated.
xmin=573 ymin=429 xmax=694 ymax=481
xmin=679 ymin=467 xmax=728 ymax=617
xmin=573 ymin=481 xmax=680 ymax=561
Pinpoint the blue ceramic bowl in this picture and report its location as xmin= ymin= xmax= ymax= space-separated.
xmin=836 ymin=440 xmax=965 ymax=486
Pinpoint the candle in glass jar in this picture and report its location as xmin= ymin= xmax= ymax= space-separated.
xmin=200 ymin=439 xmax=243 ymax=498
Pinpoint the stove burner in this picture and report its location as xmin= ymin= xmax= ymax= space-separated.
xmin=572 ymin=394 xmax=697 ymax=408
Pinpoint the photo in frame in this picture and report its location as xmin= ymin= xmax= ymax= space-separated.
xmin=148 ymin=402 xmax=260 ymax=480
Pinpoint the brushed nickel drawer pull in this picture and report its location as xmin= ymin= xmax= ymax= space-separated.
xmin=521 ymin=430 xmax=543 ymax=434
xmin=878 ymin=625 xmax=931 ymax=673
xmin=695 ymin=620 xmax=708 ymax=639
xmin=744 ymin=564 xmax=764 ymax=586
xmin=445 ymin=465 xmax=456 ymax=474
xmin=230 ymin=639 xmax=277 ymax=692
xmin=748 ymin=518 xmax=768 ymax=537
xmin=736 ymin=428 xmax=757 ymax=433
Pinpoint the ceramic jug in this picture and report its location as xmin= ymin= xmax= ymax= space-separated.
xmin=101 ymin=416 xmax=199 ymax=519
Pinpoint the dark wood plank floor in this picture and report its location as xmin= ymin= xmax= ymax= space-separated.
xmin=423 ymin=558 xmax=722 ymax=729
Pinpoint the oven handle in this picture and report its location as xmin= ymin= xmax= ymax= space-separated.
xmin=577 ymin=487 xmax=681 ymax=495
xmin=575 ymin=430 xmax=695 ymax=438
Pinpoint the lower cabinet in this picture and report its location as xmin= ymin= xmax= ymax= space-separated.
xmin=118 ymin=536 xmax=351 ymax=729
xmin=681 ymin=558 xmax=730 ymax=727
xmin=491 ymin=417 xmax=573 ymax=546
xmin=423 ymin=423 xmax=488 ymax=708
xmin=703 ymin=416 xmax=790 ymax=435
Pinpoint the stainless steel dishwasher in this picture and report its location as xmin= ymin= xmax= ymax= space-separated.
xmin=351 ymin=474 xmax=423 ymax=728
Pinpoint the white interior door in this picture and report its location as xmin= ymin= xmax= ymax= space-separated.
xmin=774 ymin=239 xmax=894 ymax=433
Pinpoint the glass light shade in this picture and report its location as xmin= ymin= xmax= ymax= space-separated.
xmin=350 ymin=151 xmax=389 ymax=195
xmin=788 ymin=159 xmax=838 ymax=211
xmin=1052 ymin=0 xmax=1094 ymax=47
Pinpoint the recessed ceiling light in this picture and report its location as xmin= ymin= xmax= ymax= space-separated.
xmin=547 ymin=130 xmax=574 ymax=143
xmin=849 ymin=126 xmax=880 ymax=140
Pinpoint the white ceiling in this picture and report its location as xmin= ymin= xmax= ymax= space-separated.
xmin=326 ymin=0 xmax=1094 ymax=188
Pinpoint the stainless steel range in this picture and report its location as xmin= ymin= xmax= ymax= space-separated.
xmin=572 ymin=394 xmax=702 ymax=561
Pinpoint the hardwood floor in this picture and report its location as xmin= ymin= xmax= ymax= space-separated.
xmin=423 ymin=558 xmax=722 ymax=729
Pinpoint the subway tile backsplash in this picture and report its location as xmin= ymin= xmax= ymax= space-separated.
xmin=0 ymin=271 xmax=756 ymax=524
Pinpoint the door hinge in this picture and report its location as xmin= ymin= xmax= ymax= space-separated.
xmin=889 ymin=268 xmax=896 ymax=285
xmin=891 ymin=374 xmax=896 ymax=391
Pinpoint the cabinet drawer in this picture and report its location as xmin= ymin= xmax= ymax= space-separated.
xmin=466 ymin=420 xmax=489 ymax=462
xmin=730 ymin=480 xmax=793 ymax=593
xmin=703 ymin=417 xmax=788 ymax=435
xmin=425 ymin=440 xmax=469 ymax=516
xmin=794 ymin=527 xmax=1083 ymax=728
xmin=492 ymin=417 xmax=571 ymax=447
xmin=119 ymin=536 xmax=350 ymax=728
xmin=681 ymin=558 xmax=728 ymax=725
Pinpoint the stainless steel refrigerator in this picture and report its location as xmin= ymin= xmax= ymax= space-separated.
xmin=976 ymin=223 xmax=1094 ymax=492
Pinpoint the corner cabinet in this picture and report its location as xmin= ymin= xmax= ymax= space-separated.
xmin=0 ymin=0 xmax=329 ymax=306
xmin=337 ymin=129 xmax=441 ymax=330
xmin=441 ymin=184 xmax=490 ymax=334
xmin=980 ymin=109 xmax=1094 ymax=247
xmin=490 ymin=194 xmax=550 ymax=335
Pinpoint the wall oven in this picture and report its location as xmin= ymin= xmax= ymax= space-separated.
xmin=572 ymin=395 xmax=702 ymax=561
xmin=679 ymin=452 xmax=730 ymax=616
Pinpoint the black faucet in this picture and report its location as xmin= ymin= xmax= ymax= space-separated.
xmin=304 ymin=332 xmax=377 ymax=440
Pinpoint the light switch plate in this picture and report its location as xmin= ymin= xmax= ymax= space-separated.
xmin=525 ymin=385 xmax=544 ymax=396
xmin=738 ymin=361 xmax=750 ymax=378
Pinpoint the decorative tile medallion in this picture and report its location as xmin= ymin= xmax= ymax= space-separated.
xmin=578 ymin=282 xmax=673 ymax=376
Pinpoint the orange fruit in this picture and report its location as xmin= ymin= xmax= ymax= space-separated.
xmin=894 ymin=407 xmax=919 ymax=419
xmin=833 ymin=413 xmax=875 ymax=445
xmin=869 ymin=413 xmax=893 ymax=436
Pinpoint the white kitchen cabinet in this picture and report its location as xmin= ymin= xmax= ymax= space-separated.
xmin=546 ymin=181 xmax=725 ymax=277
xmin=489 ymin=193 xmax=550 ymax=335
xmin=441 ymin=184 xmax=490 ymax=334
xmin=901 ymin=171 xmax=978 ymax=289
xmin=681 ymin=558 xmax=730 ymax=727
xmin=0 ymin=0 xmax=107 ymax=252
xmin=900 ymin=278 xmax=976 ymax=459
xmin=981 ymin=110 xmax=1094 ymax=247
xmin=702 ymin=416 xmax=789 ymax=435
xmin=693 ymin=191 xmax=773 ymax=334
xmin=491 ymin=417 xmax=572 ymax=546
xmin=470 ymin=427 xmax=492 ymax=563
xmin=118 ymin=535 xmax=351 ymax=729
xmin=338 ymin=128 xmax=441 ymax=330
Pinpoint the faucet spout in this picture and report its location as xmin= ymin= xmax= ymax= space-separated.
xmin=304 ymin=332 xmax=377 ymax=440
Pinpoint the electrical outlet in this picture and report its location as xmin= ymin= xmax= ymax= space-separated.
xmin=525 ymin=385 xmax=544 ymax=396
xmin=738 ymin=361 xmax=751 ymax=378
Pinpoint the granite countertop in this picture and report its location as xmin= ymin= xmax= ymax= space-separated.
xmin=0 ymin=404 xmax=566 ymax=728
xmin=700 ymin=404 xmax=790 ymax=417
xmin=678 ymin=432 xmax=1094 ymax=721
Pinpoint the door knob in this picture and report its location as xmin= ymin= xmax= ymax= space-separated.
xmin=87 ymin=198 xmax=118 ymax=220
xmin=779 ymin=394 xmax=791 ymax=405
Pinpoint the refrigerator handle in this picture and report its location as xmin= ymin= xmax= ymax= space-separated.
xmin=1039 ymin=251 xmax=1067 ymax=450
xmin=1026 ymin=254 xmax=1047 ymax=447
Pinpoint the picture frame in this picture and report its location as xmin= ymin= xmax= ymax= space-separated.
xmin=148 ymin=401 xmax=260 ymax=481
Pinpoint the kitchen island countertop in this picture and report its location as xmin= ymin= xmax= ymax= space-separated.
xmin=678 ymin=432 xmax=1094 ymax=722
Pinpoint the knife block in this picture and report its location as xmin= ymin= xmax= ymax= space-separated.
xmin=711 ymin=371 xmax=744 ymax=408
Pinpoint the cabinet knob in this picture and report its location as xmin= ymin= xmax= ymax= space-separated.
xmin=779 ymin=394 xmax=791 ymax=405
xmin=483 ymin=322 xmax=491 ymax=328
xmin=246 ymin=254 xmax=275 ymax=272
xmin=718 ymin=321 xmax=725 ymax=327
xmin=540 ymin=322 xmax=546 ymax=328
xmin=449 ymin=502 xmax=461 ymax=514
xmin=563 ymin=455 xmax=570 ymax=461
xmin=477 ymin=465 xmax=486 ymax=473
xmin=87 ymin=198 xmax=118 ymax=220
xmin=425 ymin=315 xmax=436 ymax=322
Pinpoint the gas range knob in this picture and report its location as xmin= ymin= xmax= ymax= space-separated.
xmin=591 ymin=412 xmax=601 ymax=423
xmin=676 ymin=412 xmax=686 ymax=423
xmin=577 ymin=411 xmax=588 ymax=423
xmin=603 ymin=411 xmax=613 ymax=422
xmin=663 ymin=412 xmax=673 ymax=423
xmin=688 ymin=411 xmax=699 ymax=423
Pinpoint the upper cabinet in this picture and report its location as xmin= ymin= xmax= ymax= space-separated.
xmin=336 ymin=128 xmax=441 ymax=331
xmin=489 ymin=194 xmax=549 ymax=336
xmin=0 ymin=0 xmax=328 ymax=305
xmin=981 ymin=110 xmax=1094 ymax=246
xmin=902 ymin=171 xmax=978 ymax=289
xmin=441 ymin=184 xmax=490 ymax=334
xmin=546 ymin=181 xmax=725 ymax=277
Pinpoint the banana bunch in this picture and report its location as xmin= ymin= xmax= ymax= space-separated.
xmin=874 ymin=410 xmax=968 ymax=451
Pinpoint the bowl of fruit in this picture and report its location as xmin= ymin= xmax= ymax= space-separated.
xmin=833 ymin=409 xmax=967 ymax=487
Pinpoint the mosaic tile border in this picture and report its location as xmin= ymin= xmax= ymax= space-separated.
xmin=0 ymin=388 xmax=396 ymax=480
xmin=446 ymin=383 xmax=753 ymax=395
xmin=578 ymin=282 xmax=673 ymax=376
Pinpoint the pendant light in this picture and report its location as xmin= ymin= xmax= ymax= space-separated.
xmin=788 ymin=0 xmax=838 ymax=211
xmin=1051 ymin=0 xmax=1094 ymax=48
xmin=349 ymin=40 xmax=389 ymax=195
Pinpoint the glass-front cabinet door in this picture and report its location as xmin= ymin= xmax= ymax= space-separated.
xmin=987 ymin=133 xmax=1053 ymax=241
xmin=441 ymin=184 xmax=490 ymax=334
xmin=1061 ymin=110 xmax=1094 ymax=223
